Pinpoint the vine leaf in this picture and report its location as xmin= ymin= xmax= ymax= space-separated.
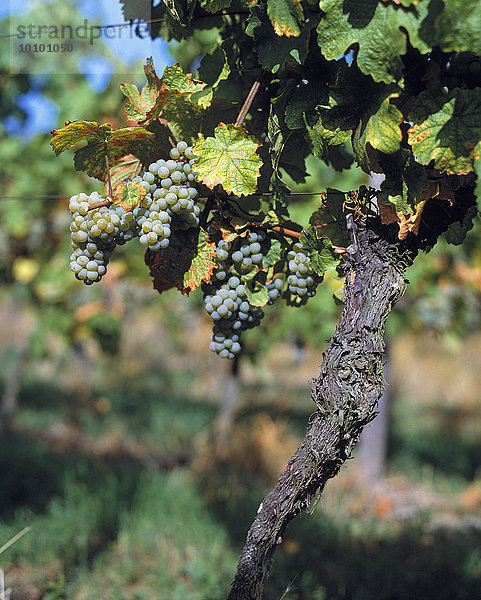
xmin=354 ymin=95 xmax=403 ymax=159
xmin=317 ymin=0 xmax=431 ymax=84
xmin=113 ymin=181 xmax=146 ymax=212
xmin=196 ymin=47 xmax=231 ymax=108
xmin=145 ymin=228 xmax=216 ymax=295
xmin=231 ymin=263 xmax=269 ymax=306
xmin=50 ymin=120 xmax=154 ymax=181
xmin=433 ymin=0 xmax=481 ymax=55
xmin=444 ymin=203 xmax=478 ymax=245
xmin=307 ymin=62 xmax=401 ymax=171
xmin=309 ymin=188 xmax=350 ymax=248
xmin=379 ymin=199 xmax=427 ymax=240
xmin=248 ymin=7 xmax=318 ymax=71
xmin=376 ymin=150 xmax=430 ymax=214
xmin=267 ymin=0 xmax=304 ymax=37
xmin=263 ymin=238 xmax=284 ymax=268
xmin=408 ymin=88 xmax=481 ymax=175
xmin=120 ymin=58 xmax=206 ymax=124
xmin=193 ymin=124 xmax=262 ymax=196
xmin=104 ymin=154 xmax=142 ymax=195
xmin=183 ymin=229 xmax=218 ymax=294
xmin=246 ymin=278 xmax=269 ymax=306
xmin=300 ymin=227 xmax=339 ymax=276
xmin=199 ymin=0 xmax=232 ymax=13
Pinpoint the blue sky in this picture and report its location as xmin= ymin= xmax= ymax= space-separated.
xmin=2 ymin=0 xmax=170 ymax=137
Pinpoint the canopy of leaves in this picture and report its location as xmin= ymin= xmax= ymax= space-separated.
xmin=54 ymin=0 xmax=481 ymax=295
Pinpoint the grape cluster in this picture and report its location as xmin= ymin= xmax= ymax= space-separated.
xmin=202 ymin=231 xmax=273 ymax=359
xmin=135 ymin=142 xmax=200 ymax=250
xmin=68 ymin=141 xmax=200 ymax=284
xmin=69 ymin=192 xmax=137 ymax=285
xmin=286 ymin=241 xmax=320 ymax=304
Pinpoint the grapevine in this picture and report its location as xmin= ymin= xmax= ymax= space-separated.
xmin=48 ymin=2 xmax=481 ymax=597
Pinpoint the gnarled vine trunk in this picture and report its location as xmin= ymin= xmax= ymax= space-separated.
xmin=227 ymin=219 xmax=416 ymax=600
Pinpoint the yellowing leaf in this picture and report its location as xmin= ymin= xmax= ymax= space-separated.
xmin=105 ymin=154 xmax=142 ymax=195
xmin=50 ymin=120 xmax=154 ymax=181
xmin=193 ymin=124 xmax=262 ymax=196
xmin=379 ymin=199 xmax=427 ymax=240
xmin=113 ymin=181 xmax=147 ymax=212
xmin=121 ymin=58 xmax=207 ymax=124
xmin=267 ymin=0 xmax=304 ymax=37
xmin=396 ymin=199 xmax=427 ymax=240
xmin=408 ymin=88 xmax=481 ymax=175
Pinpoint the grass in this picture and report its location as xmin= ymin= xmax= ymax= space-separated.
xmin=70 ymin=469 xmax=237 ymax=600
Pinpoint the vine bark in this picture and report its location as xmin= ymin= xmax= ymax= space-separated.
xmin=227 ymin=218 xmax=417 ymax=600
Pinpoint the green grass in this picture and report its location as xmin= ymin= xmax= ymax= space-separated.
xmin=70 ymin=470 xmax=237 ymax=600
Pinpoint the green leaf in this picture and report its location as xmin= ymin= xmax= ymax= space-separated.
xmin=376 ymin=150 xmax=429 ymax=213
xmin=161 ymin=63 xmax=207 ymax=96
xmin=354 ymin=94 xmax=403 ymax=161
xmin=249 ymin=8 xmax=319 ymax=71
xmin=308 ymin=62 xmax=401 ymax=170
xmin=285 ymin=81 xmax=327 ymax=130
xmin=193 ymin=124 xmax=262 ymax=196
xmin=433 ymin=0 xmax=481 ymax=55
xmin=196 ymin=47 xmax=231 ymax=109
xmin=199 ymin=0 xmax=232 ymax=12
xmin=444 ymin=203 xmax=478 ymax=245
xmin=246 ymin=9 xmax=262 ymax=37
xmin=50 ymin=120 xmax=154 ymax=181
xmin=267 ymin=0 xmax=304 ymax=37
xmin=300 ymin=227 xmax=339 ymax=276
xmin=263 ymin=238 xmax=284 ymax=268
xmin=245 ymin=279 xmax=269 ymax=306
xmin=268 ymin=83 xmax=310 ymax=185
xmin=160 ymin=96 xmax=205 ymax=144
xmin=309 ymin=188 xmax=350 ymax=248
xmin=317 ymin=0 xmax=431 ymax=84
xmin=145 ymin=228 xmax=216 ymax=295
xmin=408 ymin=88 xmax=481 ymax=175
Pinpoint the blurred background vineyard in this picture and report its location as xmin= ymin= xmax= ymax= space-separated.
xmin=2 ymin=2 xmax=481 ymax=599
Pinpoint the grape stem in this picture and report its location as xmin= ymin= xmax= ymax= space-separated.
xmin=105 ymin=152 xmax=113 ymax=198
xmin=271 ymin=226 xmax=301 ymax=239
xmin=88 ymin=199 xmax=112 ymax=211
